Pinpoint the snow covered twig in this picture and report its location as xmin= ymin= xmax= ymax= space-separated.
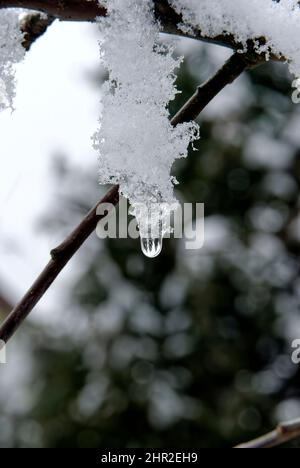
xmin=0 ymin=49 xmax=257 ymax=344
xmin=235 ymin=418 xmax=300 ymax=448
xmin=0 ymin=0 xmax=287 ymax=60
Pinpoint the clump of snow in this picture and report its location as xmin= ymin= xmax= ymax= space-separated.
xmin=169 ymin=0 xmax=300 ymax=80
xmin=0 ymin=10 xmax=24 ymax=111
xmin=93 ymin=0 xmax=199 ymax=238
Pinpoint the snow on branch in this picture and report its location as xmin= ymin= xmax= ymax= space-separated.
xmin=93 ymin=0 xmax=199 ymax=242
xmin=2 ymin=1 xmax=300 ymax=74
xmin=0 ymin=9 xmax=24 ymax=110
xmin=171 ymin=0 xmax=300 ymax=81
xmin=0 ymin=7 xmax=54 ymax=110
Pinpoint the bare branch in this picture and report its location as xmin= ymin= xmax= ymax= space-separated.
xmin=153 ymin=0 xmax=241 ymax=51
xmin=235 ymin=418 xmax=300 ymax=448
xmin=171 ymin=52 xmax=261 ymax=126
xmin=0 ymin=1 xmax=106 ymax=21
xmin=0 ymin=51 xmax=259 ymax=344
xmin=0 ymin=186 xmax=120 ymax=344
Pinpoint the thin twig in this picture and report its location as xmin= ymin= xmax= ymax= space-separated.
xmin=0 ymin=186 xmax=120 ymax=344
xmin=0 ymin=51 xmax=259 ymax=344
xmin=171 ymin=52 xmax=260 ymax=126
xmin=235 ymin=418 xmax=300 ymax=448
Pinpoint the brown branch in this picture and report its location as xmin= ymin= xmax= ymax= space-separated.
xmin=171 ymin=51 xmax=261 ymax=126
xmin=153 ymin=0 xmax=242 ymax=52
xmin=0 ymin=0 xmax=106 ymax=21
xmin=235 ymin=418 xmax=300 ymax=448
xmin=0 ymin=0 xmax=283 ymax=59
xmin=0 ymin=186 xmax=120 ymax=344
xmin=0 ymin=51 xmax=259 ymax=344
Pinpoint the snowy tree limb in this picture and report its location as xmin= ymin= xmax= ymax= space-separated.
xmin=153 ymin=0 xmax=242 ymax=52
xmin=235 ymin=418 xmax=300 ymax=448
xmin=20 ymin=12 xmax=54 ymax=50
xmin=0 ymin=0 xmax=283 ymax=59
xmin=0 ymin=51 xmax=258 ymax=344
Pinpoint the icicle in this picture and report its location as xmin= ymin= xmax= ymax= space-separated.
xmin=138 ymin=202 xmax=164 ymax=259
xmin=140 ymin=236 xmax=163 ymax=258
xmin=94 ymin=0 xmax=199 ymax=255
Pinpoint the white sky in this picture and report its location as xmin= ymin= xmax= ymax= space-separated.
xmin=0 ymin=20 xmax=101 ymax=314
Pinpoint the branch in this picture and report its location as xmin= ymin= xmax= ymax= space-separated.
xmin=0 ymin=51 xmax=258 ymax=344
xmin=0 ymin=186 xmax=120 ymax=344
xmin=0 ymin=0 xmax=282 ymax=58
xmin=235 ymin=419 xmax=300 ymax=448
xmin=171 ymin=52 xmax=261 ymax=126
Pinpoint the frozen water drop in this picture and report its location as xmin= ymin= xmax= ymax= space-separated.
xmin=141 ymin=236 xmax=163 ymax=258
xmin=139 ymin=202 xmax=164 ymax=258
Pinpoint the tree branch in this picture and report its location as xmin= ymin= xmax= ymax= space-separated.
xmin=171 ymin=52 xmax=261 ymax=126
xmin=0 ymin=186 xmax=120 ymax=344
xmin=0 ymin=0 xmax=106 ymax=21
xmin=153 ymin=0 xmax=243 ymax=52
xmin=0 ymin=51 xmax=259 ymax=344
xmin=235 ymin=418 xmax=300 ymax=448
xmin=0 ymin=0 xmax=282 ymax=59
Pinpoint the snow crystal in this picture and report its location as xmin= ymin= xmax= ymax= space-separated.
xmin=93 ymin=0 xmax=199 ymax=238
xmin=170 ymin=0 xmax=300 ymax=81
xmin=0 ymin=10 xmax=24 ymax=111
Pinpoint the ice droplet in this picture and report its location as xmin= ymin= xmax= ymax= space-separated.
xmin=139 ymin=203 xmax=164 ymax=258
xmin=140 ymin=236 xmax=163 ymax=258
